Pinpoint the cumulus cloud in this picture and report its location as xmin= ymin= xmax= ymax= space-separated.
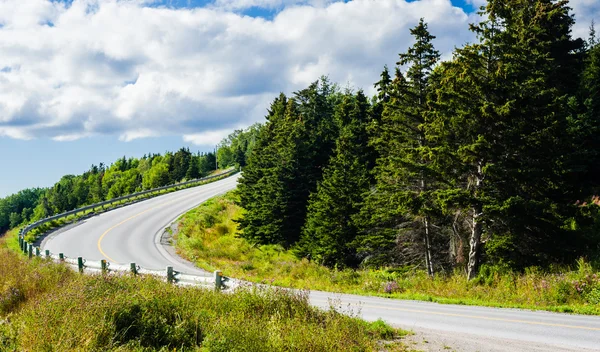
xmin=570 ymin=0 xmax=600 ymax=39
xmin=12 ymin=0 xmax=596 ymax=145
xmin=211 ymin=0 xmax=336 ymax=11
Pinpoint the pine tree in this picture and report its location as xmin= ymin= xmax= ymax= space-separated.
xmin=237 ymin=94 xmax=290 ymax=245
xmin=358 ymin=19 xmax=441 ymax=275
xmin=299 ymin=91 xmax=372 ymax=268
xmin=237 ymin=79 xmax=339 ymax=247
xmin=430 ymin=0 xmax=587 ymax=277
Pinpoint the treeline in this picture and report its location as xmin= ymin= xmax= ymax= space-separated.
xmin=0 ymin=125 xmax=261 ymax=234
xmin=238 ymin=0 xmax=600 ymax=278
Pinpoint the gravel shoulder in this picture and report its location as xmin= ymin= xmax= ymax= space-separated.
xmin=401 ymin=327 xmax=597 ymax=352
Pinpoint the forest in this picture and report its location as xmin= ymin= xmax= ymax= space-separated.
xmin=0 ymin=124 xmax=261 ymax=234
xmin=237 ymin=0 xmax=600 ymax=279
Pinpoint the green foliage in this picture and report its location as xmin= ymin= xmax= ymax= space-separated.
xmin=234 ymin=4 xmax=600 ymax=279
xmin=0 ymin=241 xmax=405 ymax=351
xmin=237 ymin=79 xmax=340 ymax=248
xmin=215 ymin=123 xmax=263 ymax=169
xmin=0 ymin=188 xmax=45 ymax=233
xmin=299 ymin=90 xmax=373 ymax=268
xmin=358 ymin=19 xmax=443 ymax=276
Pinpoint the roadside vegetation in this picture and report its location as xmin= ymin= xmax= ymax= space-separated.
xmin=176 ymin=192 xmax=600 ymax=316
xmin=0 ymin=238 xmax=407 ymax=351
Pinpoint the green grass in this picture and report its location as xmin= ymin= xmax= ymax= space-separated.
xmin=175 ymin=192 xmax=600 ymax=316
xmin=0 ymin=241 xmax=407 ymax=351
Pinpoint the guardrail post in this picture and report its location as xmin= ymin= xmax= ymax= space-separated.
xmin=130 ymin=263 xmax=138 ymax=276
xmin=45 ymin=250 xmax=50 ymax=259
xmin=22 ymin=240 xmax=27 ymax=254
xmin=77 ymin=257 xmax=84 ymax=273
xmin=214 ymin=270 xmax=222 ymax=290
xmin=28 ymin=244 xmax=33 ymax=259
xmin=59 ymin=253 xmax=64 ymax=262
xmin=18 ymin=236 xmax=23 ymax=249
xmin=166 ymin=266 xmax=174 ymax=283
xmin=101 ymin=259 xmax=108 ymax=274
xmin=35 ymin=247 xmax=40 ymax=257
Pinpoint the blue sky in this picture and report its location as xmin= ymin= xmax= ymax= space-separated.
xmin=0 ymin=0 xmax=597 ymax=197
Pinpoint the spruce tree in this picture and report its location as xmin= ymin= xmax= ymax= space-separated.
xmin=431 ymin=0 xmax=587 ymax=277
xmin=237 ymin=79 xmax=339 ymax=248
xmin=358 ymin=19 xmax=441 ymax=275
xmin=299 ymin=91 xmax=372 ymax=268
xmin=237 ymin=94 xmax=290 ymax=245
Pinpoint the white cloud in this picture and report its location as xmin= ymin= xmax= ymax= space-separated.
xmin=570 ymin=0 xmax=600 ymax=39
xmin=15 ymin=0 xmax=597 ymax=143
xmin=211 ymin=0 xmax=336 ymax=11
xmin=183 ymin=128 xmax=233 ymax=146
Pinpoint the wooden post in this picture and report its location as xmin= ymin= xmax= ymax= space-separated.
xmin=166 ymin=266 xmax=174 ymax=283
xmin=45 ymin=250 xmax=50 ymax=259
xmin=101 ymin=259 xmax=108 ymax=274
xmin=214 ymin=270 xmax=222 ymax=290
xmin=28 ymin=244 xmax=33 ymax=259
xmin=35 ymin=247 xmax=40 ymax=257
xmin=77 ymin=257 xmax=84 ymax=273
xmin=130 ymin=263 xmax=138 ymax=276
xmin=59 ymin=253 xmax=64 ymax=262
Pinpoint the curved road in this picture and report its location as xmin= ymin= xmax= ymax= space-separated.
xmin=42 ymin=174 xmax=240 ymax=275
xmin=42 ymin=174 xmax=600 ymax=351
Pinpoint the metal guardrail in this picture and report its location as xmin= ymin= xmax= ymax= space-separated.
xmin=16 ymin=241 xmax=230 ymax=290
xmin=16 ymin=168 xmax=237 ymax=290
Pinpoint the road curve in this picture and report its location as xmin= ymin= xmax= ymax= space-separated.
xmin=42 ymin=174 xmax=241 ymax=275
xmin=41 ymin=173 xmax=600 ymax=351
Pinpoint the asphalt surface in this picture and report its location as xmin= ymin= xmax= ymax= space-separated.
xmin=41 ymin=173 xmax=600 ymax=351
xmin=42 ymin=174 xmax=241 ymax=275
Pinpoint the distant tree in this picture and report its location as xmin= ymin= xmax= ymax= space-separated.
xmin=9 ymin=212 xmax=22 ymax=229
xmin=185 ymin=157 xmax=201 ymax=180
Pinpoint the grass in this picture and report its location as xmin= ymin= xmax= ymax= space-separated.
xmin=175 ymin=192 xmax=600 ymax=316
xmin=22 ymin=170 xmax=237 ymax=243
xmin=0 ymin=240 xmax=408 ymax=351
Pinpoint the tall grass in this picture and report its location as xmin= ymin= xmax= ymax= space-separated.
xmin=176 ymin=192 xmax=600 ymax=315
xmin=0 ymin=241 xmax=406 ymax=351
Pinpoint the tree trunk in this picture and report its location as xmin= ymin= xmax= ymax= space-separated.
xmin=467 ymin=162 xmax=483 ymax=280
xmin=423 ymin=216 xmax=434 ymax=278
xmin=467 ymin=203 xmax=482 ymax=280
xmin=421 ymin=173 xmax=434 ymax=278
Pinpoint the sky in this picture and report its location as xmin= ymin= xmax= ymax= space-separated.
xmin=0 ymin=0 xmax=598 ymax=197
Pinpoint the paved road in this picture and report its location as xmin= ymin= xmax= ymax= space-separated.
xmin=42 ymin=174 xmax=241 ymax=275
xmin=42 ymin=173 xmax=600 ymax=351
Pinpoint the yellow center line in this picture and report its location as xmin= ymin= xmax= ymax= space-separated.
xmin=311 ymin=300 xmax=600 ymax=332
xmin=97 ymin=183 xmax=225 ymax=262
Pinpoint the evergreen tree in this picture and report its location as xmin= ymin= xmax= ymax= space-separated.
xmin=430 ymin=0 xmax=587 ymax=277
xmin=185 ymin=157 xmax=200 ymax=180
xmin=238 ymin=79 xmax=339 ymax=247
xmin=237 ymin=94 xmax=290 ymax=245
xmin=299 ymin=91 xmax=372 ymax=267
xmin=358 ymin=19 xmax=442 ymax=275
